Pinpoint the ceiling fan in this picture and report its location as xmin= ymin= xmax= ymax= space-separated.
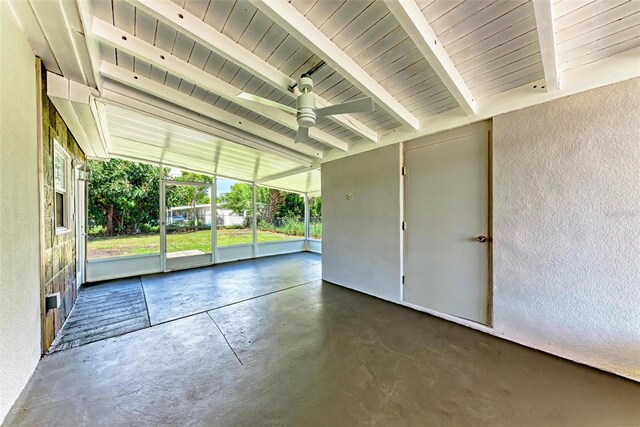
xmin=237 ymin=61 xmax=375 ymax=144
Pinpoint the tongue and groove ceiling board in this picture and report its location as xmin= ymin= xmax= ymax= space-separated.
xmin=554 ymin=0 xmax=640 ymax=72
xmin=11 ymin=0 xmax=640 ymax=193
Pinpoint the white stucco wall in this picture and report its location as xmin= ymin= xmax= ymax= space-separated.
xmin=0 ymin=3 xmax=42 ymax=422
xmin=322 ymin=78 xmax=640 ymax=381
xmin=322 ymin=144 xmax=402 ymax=302
xmin=492 ymin=77 xmax=640 ymax=381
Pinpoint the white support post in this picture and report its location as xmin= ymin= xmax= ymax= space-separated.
xmin=159 ymin=165 xmax=166 ymax=272
xmin=304 ymin=194 xmax=310 ymax=251
xmin=252 ymin=183 xmax=258 ymax=258
xmin=211 ymin=178 xmax=217 ymax=263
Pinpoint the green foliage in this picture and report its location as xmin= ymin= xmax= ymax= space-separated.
xmin=89 ymin=158 xmax=319 ymax=240
xmin=88 ymin=159 xmax=161 ymax=236
xmin=165 ymin=171 xmax=212 ymax=208
xmin=220 ymin=184 xmax=306 ymax=224
xmin=309 ymin=196 xmax=322 ymax=217
xmin=278 ymin=193 xmax=305 ymax=219
xmin=220 ymin=183 xmax=253 ymax=215
xmin=89 ymin=159 xmax=213 ymax=236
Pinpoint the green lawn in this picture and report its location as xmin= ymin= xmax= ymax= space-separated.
xmin=88 ymin=228 xmax=305 ymax=259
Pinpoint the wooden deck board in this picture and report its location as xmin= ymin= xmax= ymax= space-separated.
xmin=48 ymin=278 xmax=150 ymax=353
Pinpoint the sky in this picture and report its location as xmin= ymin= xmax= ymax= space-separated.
xmin=216 ymin=178 xmax=233 ymax=195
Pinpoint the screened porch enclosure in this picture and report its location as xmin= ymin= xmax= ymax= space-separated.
xmin=85 ymin=156 xmax=321 ymax=282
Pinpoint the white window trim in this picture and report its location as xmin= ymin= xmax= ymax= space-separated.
xmin=54 ymin=139 xmax=72 ymax=235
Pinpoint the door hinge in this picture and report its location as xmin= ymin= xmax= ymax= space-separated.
xmin=402 ymin=275 xmax=405 ymax=285
xmin=402 ymin=221 xmax=406 ymax=231
xmin=401 ymin=166 xmax=407 ymax=176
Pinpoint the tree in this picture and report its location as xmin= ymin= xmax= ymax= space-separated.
xmin=88 ymin=160 xmax=216 ymax=236
xmin=309 ymin=196 xmax=322 ymax=218
xmin=220 ymin=183 xmax=253 ymax=215
xmin=277 ymin=192 xmax=305 ymax=219
xmin=259 ymin=187 xmax=286 ymax=223
xmin=165 ymin=171 xmax=212 ymax=228
xmin=166 ymin=171 xmax=212 ymax=208
xmin=220 ymin=185 xmax=302 ymax=225
xmin=88 ymin=159 xmax=160 ymax=235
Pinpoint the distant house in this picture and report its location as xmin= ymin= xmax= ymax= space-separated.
xmin=166 ymin=204 xmax=246 ymax=227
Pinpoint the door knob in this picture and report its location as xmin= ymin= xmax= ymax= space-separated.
xmin=476 ymin=235 xmax=488 ymax=243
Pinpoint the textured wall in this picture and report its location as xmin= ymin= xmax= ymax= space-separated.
xmin=322 ymin=78 xmax=640 ymax=381
xmin=41 ymin=66 xmax=86 ymax=349
xmin=0 ymin=3 xmax=42 ymax=421
xmin=492 ymin=77 xmax=640 ymax=381
xmin=322 ymin=144 xmax=402 ymax=302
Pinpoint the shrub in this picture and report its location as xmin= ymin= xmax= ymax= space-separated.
xmin=88 ymin=225 xmax=105 ymax=236
xmin=139 ymin=224 xmax=159 ymax=233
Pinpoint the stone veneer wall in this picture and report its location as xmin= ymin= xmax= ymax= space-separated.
xmin=40 ymin=65 xmax=86 ymax=349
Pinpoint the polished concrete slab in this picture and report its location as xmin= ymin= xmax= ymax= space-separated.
xmin=5 ymin=279 xmax=640 ymax=426
xmin=142 ymin=252 xmax=321 ymax=324
xmin=48 ymin=277 xmax=150 ymax=352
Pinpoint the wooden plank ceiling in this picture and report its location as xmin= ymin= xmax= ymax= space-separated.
xmin=9 ymin=0 xmax=640 ymax=193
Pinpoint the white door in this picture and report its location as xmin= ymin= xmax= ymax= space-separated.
xmin=403 ymin=130 xmax=490 ymax=324
xmin=161 ymin=180 xmax=215 ymax=271
xmin=75 ymin=168 xmax=86 ymax=287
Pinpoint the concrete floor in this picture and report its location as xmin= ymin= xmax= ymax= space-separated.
xmin=5 ymin=254 xmax=640 ymax=426
xmin=48 ymin=252 xmax=322 ymax=351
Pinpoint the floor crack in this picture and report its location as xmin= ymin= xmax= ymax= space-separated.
xmin=206 ymin=311 xmax=243 ymax=366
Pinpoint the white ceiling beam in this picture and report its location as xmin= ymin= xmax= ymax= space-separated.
xmin=257 ymin=165 xmax=320 ymax=184
xmin=125 ymin=0 xmax=378 ymax=143
xmin=322 ymin=45 xmax=640 ymax=164
xmin=8 ymin=0 xmax=61 ymax=74
xmin=251 ymin=0 xmax=419 ymax=131
xmin=384 ymin=0 xmax=477 ymax=116
xmin=98 ymin=65 xmax=323 ymax=164
xmin=90 ymin=98 xmax=112 ymax=155
xmin=46 ymin=71 xmax=109 ymax=159
xmin=75 ymin=0 xmax=103 ymax=91
xmin=532 ymin=0 xmax=560 ymax=92
xmin=91 ymin=19 xmax=348 ymax=152
xmin=27 ymin=0 xmax=92 ymax=87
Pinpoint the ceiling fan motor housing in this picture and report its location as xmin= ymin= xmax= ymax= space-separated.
xmin=296 ymin=91 xmax=316 ymax=128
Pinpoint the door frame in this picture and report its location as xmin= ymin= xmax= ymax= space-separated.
xmin=74 ymin=164 xmax=87 ymax=287
xmin=401 ymin=121 xmax=494 ymax=326
xmin=161 ymin=179 xmax=216 ymax=272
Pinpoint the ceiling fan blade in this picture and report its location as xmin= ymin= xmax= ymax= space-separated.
xmin=316 ymin=97 xmax=374 ymax=119
xmin=294 ymin=127 xmax=309 ymax=144
xmin=237 ymin=92 xmax=297 ymax=115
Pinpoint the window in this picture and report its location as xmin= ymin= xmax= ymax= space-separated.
xmin=54 ymin=140 xmax=71 ymax=233
xmin=256 ymin=186 xmax=305 ymax=242
xmin=308 ymin=195 xmax=322 ymax=240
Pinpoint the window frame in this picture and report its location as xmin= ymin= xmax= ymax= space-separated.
xmin=54 ymin=139 xmax=72 ymax=235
